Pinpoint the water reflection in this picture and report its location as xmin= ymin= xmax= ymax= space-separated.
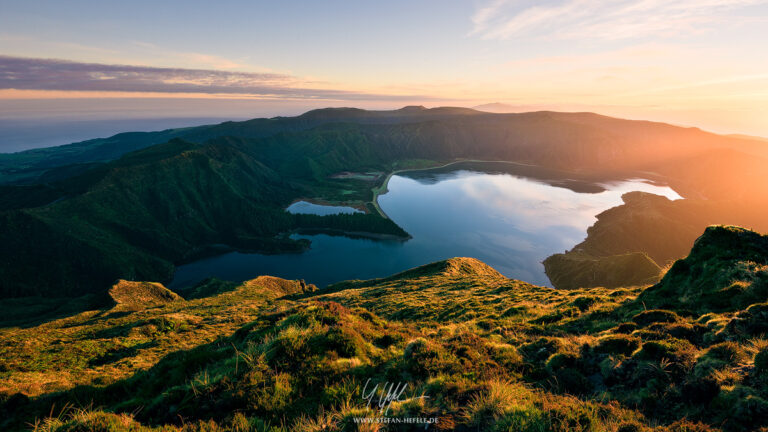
xmin=286 ymin=200 xmax=362 ymax=215
xmin=171 ymin=164 xmax=680 ymax=289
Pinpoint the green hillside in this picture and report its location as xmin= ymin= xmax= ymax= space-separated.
xmin=639 ymin=225 xmax=768 ymax=313
xmin=0 ymin=106 xmax=481 ymax=185
xmin=2 ymin=227 xmax=768 ymax=431
xmin=1 ymin=107 xmax=767 ymax=299
xmin=3 ymin=107 xmax=766 ymax=187
xmin=0 ymin=137 xmax=407 ymax=297
xmin=544 ymin=191 xmax=768 ymax=290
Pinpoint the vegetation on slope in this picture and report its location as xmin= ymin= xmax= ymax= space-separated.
xmin=0 ymin=138 xmax=407 ymax=298
xmin=2 ymin=107 xmax=766 ymax=187
xmin=0 ymin=106 xmax=481 ymax=185
xmin=1 ymin=106 xmax=768 ymax=298
xmin=543 ymin=251 xmax=661 ymax=290
xmin=108 ymin=280 xmax=184 ymax=310
xmin=2 ymin=227 xmax=768 ymax=431
xmin=0 ymin=275 xmax=312 ymax=398
xmin=639 ymin=225 xmax=768 ymax=313
xmin=544 ymin=192 xmax=767 ymax=290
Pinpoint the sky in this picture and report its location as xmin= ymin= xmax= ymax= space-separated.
xmin=1 ymin=0 xmax=768 ymax=147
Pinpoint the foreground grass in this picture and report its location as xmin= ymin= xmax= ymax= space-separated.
xmin=3 ymin=227 xmax=768 ymax=431
xmin=0 ymin=277 xmax=310 ymax=396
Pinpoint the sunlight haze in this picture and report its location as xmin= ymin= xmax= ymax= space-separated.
xmin=1 ymin=0 xmax=767 ymax=138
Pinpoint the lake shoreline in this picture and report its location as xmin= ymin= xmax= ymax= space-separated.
xmin=292 ymin=227 xmax=412 ymax=241
xmin=287 ymin=197 xmax=370 ymax=214
xmin=172 ymin=162 xmax=682 ymax=290
xmin=369 ymin=159 xmax=678 ymax=220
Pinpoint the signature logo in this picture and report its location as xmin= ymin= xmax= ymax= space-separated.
xmin=360 ymin=378 xmax=430 ymax=415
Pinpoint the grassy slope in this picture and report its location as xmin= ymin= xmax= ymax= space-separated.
xmin=0 ymin=276 xmax=313 ymax=397
xmin=3 ymin=227 xmax=768 ymax=431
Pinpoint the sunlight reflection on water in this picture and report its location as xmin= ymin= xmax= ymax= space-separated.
xmin=171 ymin=166 xmax=681 ymax=289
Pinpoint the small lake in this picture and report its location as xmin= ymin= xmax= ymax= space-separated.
xmin=286 ymin=200 xmax=362 ymax=215
xmin=170 ymin=162 xmax=681 ymax=289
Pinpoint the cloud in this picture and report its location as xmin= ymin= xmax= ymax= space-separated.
xmin=126 ymin=41 xmax=249 ymax=70
xmin=0 ymin=56 xmax=429 ymax=101
xmin=470 ymin=0 xmax=768 ymax=40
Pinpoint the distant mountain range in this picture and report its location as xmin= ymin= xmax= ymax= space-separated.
xmin=728 ymin=133 xmax=768 ymax=143
xmin=473 ymin=102 xmax=520 ymax=113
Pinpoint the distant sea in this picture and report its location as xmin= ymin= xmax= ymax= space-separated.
xmin=0 ymin=117 xmax=241 ymax=153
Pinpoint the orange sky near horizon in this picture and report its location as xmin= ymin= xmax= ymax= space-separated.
xmin=1 ymin=1 xmax=767 ymax=137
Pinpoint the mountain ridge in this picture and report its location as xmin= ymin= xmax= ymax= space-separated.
xmin=1 ymin=106 xmax=767 ymax=299
xmin=3 ymin=106 xmax=767 ymax=185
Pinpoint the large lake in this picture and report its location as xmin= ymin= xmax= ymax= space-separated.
xmin=170 ymin=162 xmax=681 ymax=289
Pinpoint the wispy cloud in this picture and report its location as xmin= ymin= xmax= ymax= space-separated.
xmin=126 ymin=41 xmax=248 ymax=70
xmin=0 ymin=56 xmax=430 ymax=101
xmin=470 ymin=0 xmax=768 ymax=40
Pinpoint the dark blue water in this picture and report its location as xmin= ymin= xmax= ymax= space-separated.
xmin=170 ymin=164 xmax=680 ymax=289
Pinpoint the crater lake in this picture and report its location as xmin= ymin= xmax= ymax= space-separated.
xmin=170 ymin=162 xmax=681 ymax=289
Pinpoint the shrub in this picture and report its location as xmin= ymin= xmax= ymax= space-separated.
xmin=546 ymin=353 xmax=579 ymax=372
xmin=746 ymin=302 xmax=768 ymax=318
xmin=617 ymin=422 xmax=644 ymax=432
xmin=632 ymin=310 xmax=680 ymax=327
xmin=265 ymin=326 xmax=311 ymax=367
xmin=489 ymin=344 xmax=523 ymax=370
xmin=373 ymin=333 xmax=402 ymax=348
xmin=648 ymin=322 xmax=705 ymax=344
xmin=402 ymin=338 xmax=460 ymax=378
xmin=694 ymin=357 xmax=728 ymax=378
xmin=681 ymin=375 xmax=720 ymax=404
xmin=724 ymin=303 xmax=768 ymax=338
xmin=321 ymin=379 xmax=360 ymax=408
xmin=462 ymin=380 xmax=518 ymax=428
xmin=519 ymin=338 xmax=564 ymax=363
xmin=703 ymin=341 xmax=746 ymax=364
xmin=731 ymin=395 xmax=768 ymax=430
xmin=532 ymin=308 xmax=579 ymax=324
xmin=634 ymin=338 xmax=696 ymax=365
xmin=29 ymin=410 xmax=153 ymax=432
xmin=502 ymin=306 xmax=526 ymax=317
xmin=631 ymin=329 xmax=667 ymax=341
xmin=571 ymin=296 xmax=599 ymax=312
xmin=755 ymin=348 xmax=768 ymax=375
xmin=554 ymin=368 xmax=593 ymax=395
xmin=543 ymin=401 xmax=597 ymax=431
xmin=594 ymin=335 xmax=641 ymax=356
xmin=245 ymin=371 xmax=293 ymax=413
xmin=314 ymin=327 xmax=364 ymax=358
xmin=476 ymin=319 xmax=497 ymax=330
xmin=663 ymin=420 xmax=718 ymax=432
xmin=495 ymin=407 xmax=548 ymax=432
xmin=403 ymin=337 xmax=429 ymax=359
xmin=615 ymin=322 xmax=638 ymax=334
